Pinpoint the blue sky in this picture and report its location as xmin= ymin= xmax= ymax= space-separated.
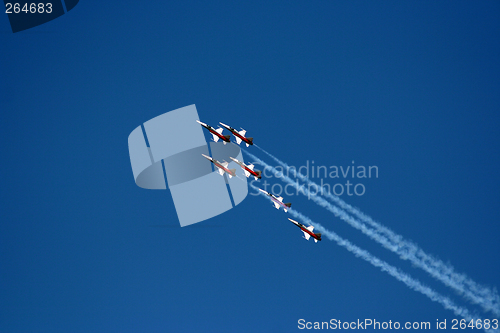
xmin=1 ymin=1 xmax=499 ymax=332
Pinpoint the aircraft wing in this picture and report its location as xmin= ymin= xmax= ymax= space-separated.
xmin=247 ymin=164 xmax=254 ymax=170
xmin=239 ymin=129 xmax=247 ymax=136
xmin=215 ymin=128 xmax=223 ymax=134
xmin=243 ymin=169 xmax=251 ymax=178
xmin=217 ymin=167 xmax=224 ymax=176
xmin=235 ymin=137 xmax=242 ymax=144
xmin=211 ymin=134 xmax=220 ymax=142
xmin=302 ymin=232 xmax=311 ymax=240
xmin=221 ymin=161 xmax=229 ymax=168
xmin=273 ymin=202 xmax=280 ymax=209
xmin=277 ymin=196 xmax=284 ymax=202
xmin=306 ymin=226 xmax=314 ymax=232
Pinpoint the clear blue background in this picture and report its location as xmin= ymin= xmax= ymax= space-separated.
xmin=1 ymin=1 xmax=499 ymax=332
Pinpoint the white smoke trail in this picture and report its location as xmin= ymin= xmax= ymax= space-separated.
xmin=247 ymin=146 xmax=500 ymax=317
xmin=248 ymin=183 xmax=499 ymax=332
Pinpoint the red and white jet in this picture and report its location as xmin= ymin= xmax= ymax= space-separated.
xmin=196 ymin=120 xmax=231 ymax=144
xmin=288 ymin=218 xmax=322 ymax=243
xmin=258 ymin=188 xmax=291 ymax=212
xmin=219 ymin=122 xmax=254 ymax=147
xmin=202 ymin=154 xmax=236 ymax=178
xmin=229 ymin=157 xmax=262 ymax=180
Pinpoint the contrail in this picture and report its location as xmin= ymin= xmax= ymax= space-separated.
xmin=248 ymin=183 xmax=498 ymax=332
xmin=247 ymin=146 xmax=500 ymax=317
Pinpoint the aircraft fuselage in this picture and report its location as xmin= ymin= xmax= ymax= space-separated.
xmin=219 ymin=122 xmax=253 ymax=146
xmin=197 ymin=121 xmax=231 ymax=143
xmin=206 ymin=126 xmax=230 ymax=143
xmin=202 ymin=154 xmax=236 ymax=177
xmin=289 ymin=219 xmax=322 ymax=242
xmin=299 ymin=226 xmax=321 ymax=241
xmin=212 ymin=160 xmax=235 ymax=177
xmin=230 ymin=129 xmax=253 ymax=146
xmin=270 ymin=195 xmax=290 ymax=210
xmin=243 ymin=165 xmax=261 ymax=179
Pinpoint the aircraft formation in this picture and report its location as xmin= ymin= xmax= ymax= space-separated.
xmin=197 ymin=120 xmax=322 ymax=243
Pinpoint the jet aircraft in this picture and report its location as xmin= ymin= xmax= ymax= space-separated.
xmin=219 ymin=122 xmax=254 ymax=147
xmin=258 ymin=188 xmax=291 ymax=212
xmin=202 ymin=154 xmax=236 ymax=178
xmin=196 ymin=120 xmax=231 ymax=144
xmin=288 ymin=218 xmax=322 ymax=243
xmin=229 ymin=157 xmax=262 ymax=180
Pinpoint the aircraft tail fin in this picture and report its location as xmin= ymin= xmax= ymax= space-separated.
xmin=285 ymin=203 xmax=292 ymax=208
xmin=224 ymin=135 xmax=231 ymax=141
xmin=316 ymin=233 xmax=322 ymax=241
xmin=246 ymin=137 xmax=253 ymax=144
xmin=229 ymin=169 xmax=236 ymax=177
